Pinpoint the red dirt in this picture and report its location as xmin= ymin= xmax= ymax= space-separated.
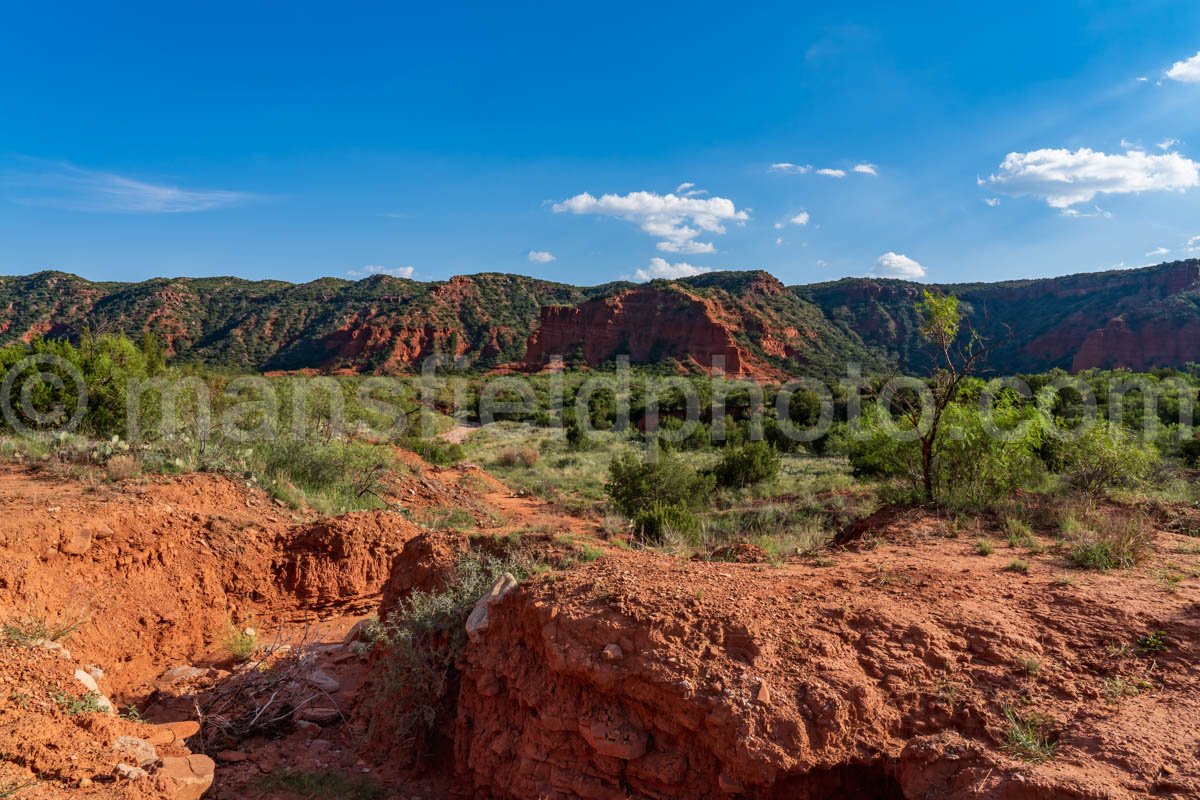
xmin=445 ymin=514 xmax=1200 ymax=799
xmin=3 ymin=458 xmax=1200 ymax=799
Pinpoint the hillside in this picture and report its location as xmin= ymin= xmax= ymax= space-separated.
xmin=800 ymin=260 xmax=1200 ymax=374
xmin=2 ymin=261 xmax=1199 ymax=375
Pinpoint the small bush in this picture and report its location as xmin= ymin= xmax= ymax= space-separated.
xmin=105 ymin=453 xmax=140 ymax=481
xmin=224 ymin=626 xmax=257 ymax=662
xmin=52 ymin=690 xmax=108 ymax=716
xmin=977 ymin=539 xmax=994 ymax=556
xmin=256 ymin=439 xmax=395 ymax=513
xmin=632 ymin=502 xmax=701 ymax=545
xmin=1004 ymin=559 xmax=1030 ymax=574
xmin=1066 ymin=511 xmax=1153 ymax=571
xmin=496 ymin=445 xmax=539 ymax=468
xmin=401 ymin=437 xmax=464 ymax=466
xmin=1180 ymin=432 xmax=1200 ymax=468
xmin=712 ymin=441 xmax=781 ymax=489
xmin=1045 ymin=422 xmax=1159 ymax=496
xmin=3 ymin=614 xmax=83 ymax=645
xmin=369 ymin=551 xmax=522 ymax=753
xmin=605 ymin=448 xmax=715 ymax=518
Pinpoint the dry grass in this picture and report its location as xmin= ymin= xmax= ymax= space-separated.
xmin=1064 ymin=507 xmax=1154 ymax=571
xmin=496 ymin=445 xmax=540 ymax=468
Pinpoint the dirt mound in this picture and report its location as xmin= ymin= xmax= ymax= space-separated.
xmin=0 ymin=467 xmax=416 ymax=699
xmin=277 ymin=512 xmax=423 ymax=610
xmin=450 ymin=520 xmax=1200 ymax=798
xmin=0 ymin=641 xmax=212 ymax=799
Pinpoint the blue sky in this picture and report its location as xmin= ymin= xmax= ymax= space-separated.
xmin=2 ymin=1 xmax=1200 ymax=287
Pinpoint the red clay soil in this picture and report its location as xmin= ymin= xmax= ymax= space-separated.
xmin=0 ymin=643 xmax=212 ymax=800
xmin=0 ymin=465 xmax=427 ymax=699
xmin=4 ymin=457 xmax=1200 ymax=799
xmin=442 ymin=514 xmax=1200 ymax=799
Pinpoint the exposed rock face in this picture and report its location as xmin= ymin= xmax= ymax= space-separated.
xmin=523 ymin=286 xmax=767 ymax=377
xmin=277 ymin=513 xmax=422 ymax=608
xmin=1072 ymin=316 xmax=1200 ymax=371
xmin=449 ymin=539 xmax=1200 ymax=799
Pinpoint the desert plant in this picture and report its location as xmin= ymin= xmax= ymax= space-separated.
xmin=1003 ymin=559 xmax=1030 ymax=574
xmin=52 ymin=690 xmax=108 ymax=715
xmin=400 ymin=437 xmax=464 ymax=466
xmin=224 ymin=626 xmax=258 ymax=662
xmin=1066 ymin=511 xmax=1153 ymax=571
xmin=1179 ymin=431 xmax=1200 ymax=468
xmin=368 ymin=550 xmax=524 ymax=755
xmin=605 ymin=448 xmax=715 ymax=518
xmin=976 ymin=539 xmax=994 ymax=556
xmin=849 ymin=398 xmax=1043 ymax=511
xmin=712 ymin=441 xmax=781 ymax=489
xmin=632 ymin=502 xmax=701 ymax=545
xmin=3 ymin=613 xmax=84 ymax=645
xmin=0 ymin=778 xmax=37 ymax=798
xmin=496 ymin=445 xmax=539 ymax=468
xmin=1002 ymin=707 xmax=1057 ymax=762
xmin=1045 ymin=422 xmax=1159 ymax=496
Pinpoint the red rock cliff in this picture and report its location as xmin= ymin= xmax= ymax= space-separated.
xmin=522 ymin=286 xmax=770 ymax=377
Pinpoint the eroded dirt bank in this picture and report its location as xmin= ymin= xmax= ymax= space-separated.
xmin=2 ymin=462 xmax=1199 ymax=799
xmin=367 ymin=516 xmax=1200 ymax=799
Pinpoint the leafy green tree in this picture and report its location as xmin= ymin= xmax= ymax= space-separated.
xmin=892 ymin=290 xmax=989 ymax=502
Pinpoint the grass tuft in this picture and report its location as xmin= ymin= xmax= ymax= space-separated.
xmin=1002 ymin=706 xmax=1057 ymax=763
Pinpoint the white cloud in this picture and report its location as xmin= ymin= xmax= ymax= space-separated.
xmin=816 ymin=168 xmax=847 ymax=178
xmin=1158 ymin=138 xmax=1180 ymax=151
xmin=1188 ymin=235 xmax=1200 ymax=253
xmin=629 ymin=257 xmax=713 ymax=282
xmin=1166 ymin=51 xmax=1200 ymax=83
xmin=985 ymin=147 xmax=1200 ymax=207
xmin=775 ymin=237 xmax=784 ymax=246
xmin=871 ymin=252 xmax=926 ymax=279
xmin=1060 ymin=205 xmax=1113 ymax=219
xmin=1146 ymin=246 xmax=1171 ymax=258
xmin=789 ymin=211 xmax=810 ymax=226
xmin=8 ymin=161 xmax=255 ymax=213
xmin=984 ymin=197 xmax=1000 ymax=207
xmin=674 ymin=182 xmax=706 ymax=197
xmin=852 ymin=163 xmax=878 ymax=175
xmin=1120 ymin=137 xmax=1143 ymax=151
xmin=554 ymin=190 xmax=747 ymax=254
xmin=769 ymin=162 xmax=811 ymax=174
xmin=349 ymin=264 xmax=415 ymax=279
xmin=527 ymin=250 xmax=556 ymax=263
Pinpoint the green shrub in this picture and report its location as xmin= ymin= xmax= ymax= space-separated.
xmin=1066 ymin=510 xmax=1153 ymax=570
xmin=370 ymin=551 xmax=521 ymax=750
xmin=848 ymin=400 xmax=1044 ymax=511
xmin=712 ymin=441 xmax=781 ymax=489
xmin=1181 ymin=432 xmax=1200 ymax=468
xmin=604 ymin=448 xmax=715 ymax=518
xmin=0 ymin=333 xmax=162 ymax=438
xmin=1044 ymin=422 xmax=1159 ymax=495
xmin=632 ymin=502 xmax=701 ymax=545
xmin=1002 ymin=707 xmax=1057 ymax=762
xmin=401 ymin=437 xmax=464 ymax=466
xmin=256 ymin=438 xmax=395 ymax=513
